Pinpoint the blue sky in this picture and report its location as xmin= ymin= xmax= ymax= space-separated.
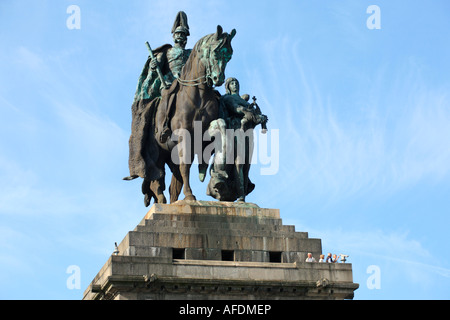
xmin=0 ymin=0 xmax=449 ymax=300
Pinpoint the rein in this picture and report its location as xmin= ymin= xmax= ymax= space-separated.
xmin=177 ymin=44 xmax=213 ymax=88
xmin=177 ymin=75 xmax=208 ymax=87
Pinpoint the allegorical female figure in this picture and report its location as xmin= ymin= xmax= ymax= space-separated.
xmin=207 ymin=77 xmax=268 ymax=202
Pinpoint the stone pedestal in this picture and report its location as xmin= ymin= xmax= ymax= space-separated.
xmin=83 ymin=201 xmax=358 ymax=300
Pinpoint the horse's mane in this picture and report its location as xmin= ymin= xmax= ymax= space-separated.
xmin=180 ymin=32 xmax=232 ymax=78
xmin=180 ymin=33 xmax=213 ymax=78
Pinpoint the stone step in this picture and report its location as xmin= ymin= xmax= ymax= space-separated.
xmin=142 ymin=201 xmax=280 ymax=220
xmin=121 ymin=231 xmax=322 ymax=252
xmin=133 ymin=225 xmax=306 ymax=239
xmin=134 ymin=220 xmax=301 ymax=235
xmin=140 ymin=212 xmax=283 ymax=226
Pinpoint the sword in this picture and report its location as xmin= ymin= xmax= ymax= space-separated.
xmin=145 ymin=41 xmax=169 ymax=89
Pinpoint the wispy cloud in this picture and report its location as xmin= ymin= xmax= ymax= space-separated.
xmin=285 ymin=217 xmax=450 ymax=294
xmin=249 ymin=35 xmax=450 ymax=203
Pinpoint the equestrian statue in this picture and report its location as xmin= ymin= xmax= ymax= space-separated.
xmin=124 ymin=11 xmax=267 ymax=206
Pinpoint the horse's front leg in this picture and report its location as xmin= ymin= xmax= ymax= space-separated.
xmin=198 ymin=139 xmax=215 ymax=182
xmin=167 ymin=162 xmax=183 ymax=203
xmin=180 ymin=162 xmax=195 ymax=200
xmin=203 ymin=118 xmax=227 ymax=182
xmin=141 ymin=179 xmax=154 ymax=207
xmin=178 ymin=137 xmax=196 ymax=201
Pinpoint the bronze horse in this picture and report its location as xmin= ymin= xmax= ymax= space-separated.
xmin=141 ymin=25 xmax=236 ymax=205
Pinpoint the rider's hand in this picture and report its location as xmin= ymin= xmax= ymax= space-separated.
xmin=150 ymin=58 xmax=158 ymax=70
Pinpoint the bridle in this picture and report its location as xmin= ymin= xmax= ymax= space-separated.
xmin=176 ymin=45 xmax=214 ymax=88
xmin=177 ymin=75 xmax=209 ymax=87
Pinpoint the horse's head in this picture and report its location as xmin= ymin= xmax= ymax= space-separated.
xmin=199 ymin=25 xmax=236 ymax=87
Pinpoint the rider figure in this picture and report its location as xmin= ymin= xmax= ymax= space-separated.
xmin=149 ymin=11 xmax=192 ymax=142
xmin=125 ymin=11 xmax=192 ymax=184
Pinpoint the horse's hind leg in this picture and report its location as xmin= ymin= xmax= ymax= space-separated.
xmin=150 ymin=178 xmax=167 ymax=204
xmin=145 ymin=153 xmax=168 ymax=205
xmin=176 ymin=134 xmax=196 ymax=201
xmin=141 ymin=179 xmax=155 ymax=207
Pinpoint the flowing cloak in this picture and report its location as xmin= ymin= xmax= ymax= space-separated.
xmin=206 ymin=97 xmax=255 ymax=202
xmin=126 ymin=44 xmax=172 ymax=181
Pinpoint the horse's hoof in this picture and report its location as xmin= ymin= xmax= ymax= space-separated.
xmin=144 ymin=194 xmax=151 ymax=207
xmin=184 ymin=195 xmax=196 ymax=201
xmin=198 ymin=164 xmax=207 ymax=182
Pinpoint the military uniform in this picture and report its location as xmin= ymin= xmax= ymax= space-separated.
xmin=126 ymin=12 xmax=191 ymax=183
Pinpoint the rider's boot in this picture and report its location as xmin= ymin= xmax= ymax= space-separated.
xmin=158 ymin=116 xmax=172 ymax=143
